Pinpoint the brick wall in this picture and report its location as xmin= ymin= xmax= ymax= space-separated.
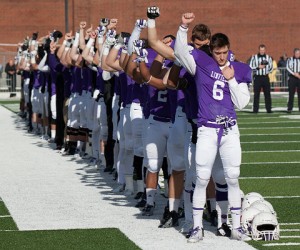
xmin=0 ymin=0 xmax=299 ymax=62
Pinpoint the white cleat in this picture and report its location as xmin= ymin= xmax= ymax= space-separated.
xmin=231 ymin=227 xmax=252 ymax=241
xmin=187 ymin=227 xmax=203 ymax=243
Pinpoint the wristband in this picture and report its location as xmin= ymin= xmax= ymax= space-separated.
xmin=86 ymin=38 xmax=95 ymax=48
xmin=103 ymin=47 xmax=110 ymax=56
xmin=147 ymin=19 xmax=156 ymax=28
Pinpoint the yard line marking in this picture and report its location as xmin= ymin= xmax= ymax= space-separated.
xmin=239 ymin=121 xmax=300 ymax=124
xmin=243 ymin=150 xmax=300 ymax=153
xmin=0 ymin=215 xmax=11 ymax=218
xmin=239 ymin=127 xmax=300 ymax=130
xmin=0 ymin=230 xmax=18 ymax=232
xmin=240 ymin=176 xmax=300 ymax=179
xmin=280 ymin=223 xmax=300 ymax=225
xmin=263 ymin=242 xmax=300 ymax=246
xmin=281 ymin=229 xmax=300 ymax=232
xmin=263 ymin=196 xmax=300 ymax=199
xmin=241 ymin=133 xmax=300 ymax=136
xmin=241 ymin=141 xmax=300 ymax=144
xmin=242 ymin=162 xmax=300 ymax=165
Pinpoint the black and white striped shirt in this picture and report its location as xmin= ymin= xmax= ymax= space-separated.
xmin=286 ymin=57 xmax=300 ymax=75
xmin=249 ymin=54 xmax=273 ymax=75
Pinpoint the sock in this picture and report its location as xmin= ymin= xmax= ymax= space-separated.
xmin=146 ymin=188 xmax=156 ymax=206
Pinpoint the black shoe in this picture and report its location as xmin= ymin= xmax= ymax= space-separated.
xmin=104 ymin=166 xmax=113 ymax=172
xmin=135 ymin=198 xmax=147 ymax=208
xmin=216 ymin=223 xmax=231 ymax=237
xmin=210 ymin=209 xmax=218 ymax=227
xmin=109 ymin=168 xmax=116 ymax=174
xmin=267 ymin=110 xmax=273 ymax=113
xmin=142 ymin=204 xmax=155 ymax=216
xmin=134 ymin=192 xmax=144 ymax=200
xmin=113 ymin=171 xmax=118 ymax=181
xmin=158 ymin=210 xmax=179 ymax=228
xmin=287 ymin=110 xmax=292 ymax=113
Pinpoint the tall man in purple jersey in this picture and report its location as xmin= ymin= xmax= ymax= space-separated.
xmin=175 ymin=13 xmax=251 ymax=243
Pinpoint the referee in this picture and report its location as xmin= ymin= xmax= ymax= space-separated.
xmin=250 ymin=44 xmax=273 ymax=113
xmin=286 ymin=48 xmax=300 ymax=113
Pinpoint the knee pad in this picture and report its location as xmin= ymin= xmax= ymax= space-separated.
xmin=196 ymin=167 xmax=212 ymax=181
xmin=195 ymin=177 xmax=209 ymax=189
xmin=225 ymin=167 xmax=240 ymax=187
xmin=147 ymin=158 xmax=161 ymax=173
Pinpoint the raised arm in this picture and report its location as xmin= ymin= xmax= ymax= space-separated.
xmin=147 ymin=6 xmax=175 ymax=60
xmin=174 ymin=13 xmax=196 ymax=76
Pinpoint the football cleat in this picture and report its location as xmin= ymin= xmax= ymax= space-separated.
xmin=217 ymin=223 xmax=231 ymax=237
xmin=231 ymin=227 xmax=252 ymax=241
xmin=142 ymin=204 xmax=155 ymax=216
xmin=134 ymin=192 xmax=144 ymax=200
xmin=112 ymin=184 xmax=125 ymax=193
xmin=158 ymin=210 xmax=179 ymax=228
xmin=187 ymin=227 xmax=204 ymax=243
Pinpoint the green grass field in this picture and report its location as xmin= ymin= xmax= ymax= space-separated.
xmin=238 ymin=94 xmax=300 ymax=250
xmin=1 ymin=94 xmax=300 ymax=249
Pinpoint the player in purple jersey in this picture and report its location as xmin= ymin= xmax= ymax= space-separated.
xmin=174 ymin=12 xmax=251 ymax=243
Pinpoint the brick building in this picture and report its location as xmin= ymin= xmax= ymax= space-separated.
xmin=0 ymin=0 xmax=299 ymax=62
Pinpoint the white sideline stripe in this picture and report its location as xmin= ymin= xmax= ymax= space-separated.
xmin=263 ymin=242 xmax=300 ymax=246
xmin=281 ymin=229 xmax=300 ymax=232
xmin=243 ymin=150 xmax=300 ymax=153
xmin=280 ymin=236 xmax=300 ymax=239
xmin=280 ymin=223 xmax=300 ymax=225
xmin=0 ymin=230 xmax=18 ymax=232
xmin=241 ymin=133 xmax=300 ymax=136
xmin=0 ymin=215 xmax=11 ymax=218
xmin=263 ymin=196 xmax=300 ymax=199
xmin=239 ymin=127 xmax=300 ymax=130
xmin=242 ymin=162 xmax=300 ymax=165
xmin=241 ymin=141 xmax=300 ymax=144
xmin=240 ymin=176 xmax=300 ymax=179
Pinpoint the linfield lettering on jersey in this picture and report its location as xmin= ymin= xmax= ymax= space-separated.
xmin=210 ymin=71 xmax=226 ymax=82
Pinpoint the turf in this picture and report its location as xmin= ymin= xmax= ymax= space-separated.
xmin=0 ymin=229 xmax=140 ymax=250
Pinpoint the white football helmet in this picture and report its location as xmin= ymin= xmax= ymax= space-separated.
xmin=252 ymin=212 xmax=280 ymax=241
xmin=242 ymin=194 xmax=264 ymax=210
xmin=250 ymin=201 xmax=273 ymax=214
xmin=244 ymin=192 xmax=264 ymax=200
xmin=251 ymin=200 xmax=276 ymax=216
xmin=241 ymin=206 xmax=261 ymax=235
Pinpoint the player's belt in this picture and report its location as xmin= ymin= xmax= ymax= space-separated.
xmin=152 ymin=115 xmax=171 ymax=123
xmin=201 ymin=117 xmax=237 ymax=145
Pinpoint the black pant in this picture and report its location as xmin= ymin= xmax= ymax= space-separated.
xmin=287 ymin=75 xmax=300 ymax=111
xmin=253 ymin=75 xmax=272 ymax=113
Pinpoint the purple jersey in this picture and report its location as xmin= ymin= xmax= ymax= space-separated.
xmin=62 ymin=67 xmax=72 ymax=98
xmin=148 ymin=86 xmax=177 ymax=120
xmin=191 ymin=49 xmax=251 ymax=126
xmin=119 ymin=72 xmax=127 ymax=107
xmin=96 ymin=67 xmax=105 ymax=94
xmin=81 ymin=67 xmax=91 ymax=92
xmin=114 ymin=73 xmax=121 ymax=96
xmin=71 ymin=67 xmax=82 ymax=94
xmin=32 ymin=70 xmax=43 ymax=89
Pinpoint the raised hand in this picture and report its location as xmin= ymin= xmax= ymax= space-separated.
xmin=147 ymin=6 xmax=160 ymax=19
xmin=97 ymin=26 xmax=106 ymax=37
xmin=80 ymin=21 xmax=87 ymax=29
xmin=135 ymin=19 xmax=147 ymax=29
xmin=107 ymin=19 xmax=118 ymax=30
xmin=181 ymin=13 xmax=195 ymax=27
xmin=100 ymin=18 xmax=110 ymax=27
xmin=105 ymin=29 xmax=116 ymax=46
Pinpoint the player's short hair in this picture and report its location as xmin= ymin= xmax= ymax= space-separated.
xmin=191 ymin=24 xmax=211 ymax=42
xmin=294 ymin=48 xmax=300 ymax=53
xmin=209 ymin=33 xmax=230 ymax=51
xmin=259 ymin=44 xmax=266 ymax=49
